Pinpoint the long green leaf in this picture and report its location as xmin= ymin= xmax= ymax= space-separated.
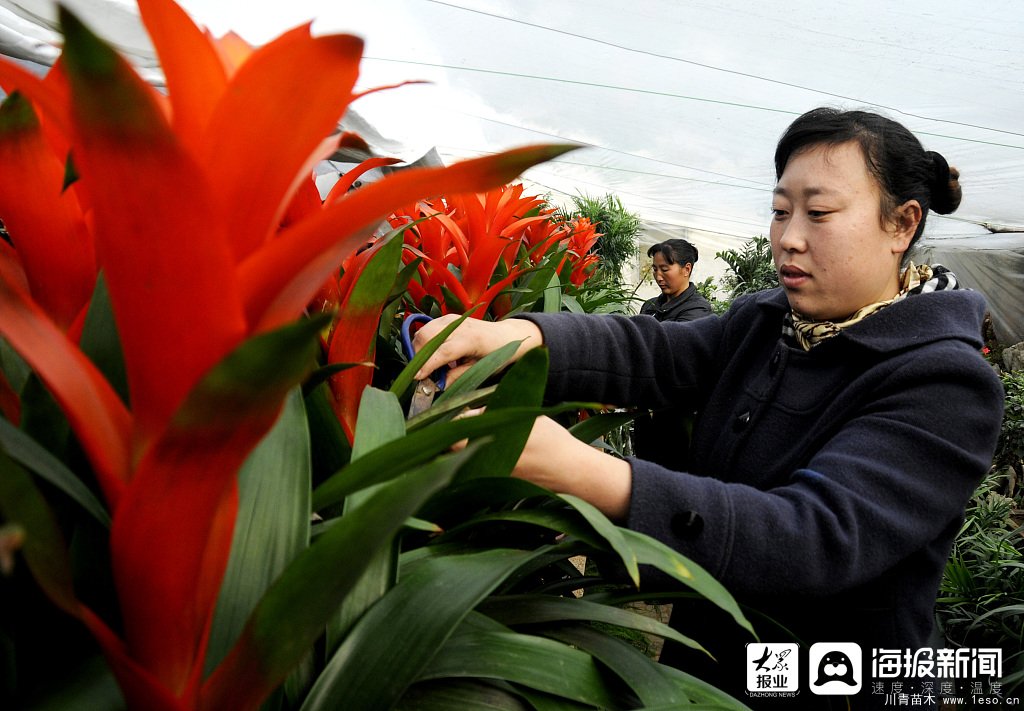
xmin=476 ymin=594 xmax=705 ymax=653
xmin=0 ymin=447 xmax=77 ymax=612
xmin=619 ymin=528 xmax=753 ymax=638
xmin=541 ymin=271 xmax=562 ymax=313
xmin=303 ymin=382 xmax=352 ymax=485
xmin=406 ymin=384 xmax=496 ymax=431
xmin=432 ymin=340 xmax=522 ymax=406
xmin=508 ymin=686 xmax=594 ymax=711
xmin=0 ymin=335 xmax=31 ymax=394
xmin=504 ymin=263 xmax=558 ymax=316
xmin=417 ymin=476 xmax=552 ymax=525
xmin=544 ymin=626 xmax=688 ymax=707
xmin=299 ymin=548 xmax=548 ymax=711
xmin=396 ymin=679 xmax=530 ymax=711
xmin=561 ymin=493 xmax=639 ymax=587
xmin=328 ymin=387 xmax=407 ymax=651
xmin=0 ymin=417 xmax=110 ymax=527
xmin=416 ymin=616 xmax=619 ymax=708
xmin=456 ymin=347 xmax=549 ymax=482
xmin=656 ymin=663 xmax=754 ymax=710
xmin=203 ymin=387 xmax=311 ymax=675
xmin=442 ymin=504 xmax=749 ymax=636
xmin=199 ymin=446 xmax=480 ymax=711
xmin=25 ymin=655 xmax=125 ymax=711
xmin=77 ymin=274 xmax=128 ymax=406
xmin=311 ymin=404 xmax=582 ymax=511
xmin=349 ymin=386 xmax=406 ymax=461
xmin=567 ymin=410 xmax=636 ymax=446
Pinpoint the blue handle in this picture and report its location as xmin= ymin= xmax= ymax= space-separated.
xmin=400 ymin=313 xmax=447 ymax=390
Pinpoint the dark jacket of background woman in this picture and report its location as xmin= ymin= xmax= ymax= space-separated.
xmin=635 ymin=283 xmax=714 ymax=471
xmin=639 ymin=283 xmax=713 ymax=322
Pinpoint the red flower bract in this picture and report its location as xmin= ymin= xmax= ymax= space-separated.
xmin=0 ymin=0 xmax=573 ymax=707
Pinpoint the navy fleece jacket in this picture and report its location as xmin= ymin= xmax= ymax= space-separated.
xmin=522 ymin=287 xmax=1003 ymax=655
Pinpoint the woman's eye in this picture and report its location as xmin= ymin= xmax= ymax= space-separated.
xmin=808 ymin=210 xmax=829 ymax=218
xmin=771 ymin=208 xmax=788 ymax=219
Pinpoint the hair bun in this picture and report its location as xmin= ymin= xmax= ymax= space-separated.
xmin=927 ymin=151 xmax=962 ymax=214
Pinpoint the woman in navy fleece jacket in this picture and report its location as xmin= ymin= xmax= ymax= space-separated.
xmin=414 ymin=108 xmax=1004 ymax=707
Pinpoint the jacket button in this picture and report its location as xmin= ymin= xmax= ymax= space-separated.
xmin=671 ymin=511 xmax=704 ymax=539
xmin=733 ymin=410 xmax=751 ymax=431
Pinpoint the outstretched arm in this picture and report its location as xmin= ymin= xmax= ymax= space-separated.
xmin=510 ymin=415 xmax=632 ymax=520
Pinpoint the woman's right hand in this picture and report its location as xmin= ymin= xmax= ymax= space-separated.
xmin=412 ymin=315 xmax=544 ymax=384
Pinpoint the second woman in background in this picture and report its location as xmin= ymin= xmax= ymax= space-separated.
xmin=636 ymin=239 xmax=713 ymax=469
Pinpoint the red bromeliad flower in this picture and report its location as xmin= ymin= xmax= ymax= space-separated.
xmin=562 ymin=216 xmax=602 ymax=286
xmin=390 ymin=183 xmax=602 ymax=318
xmin=0 ymin=1 xmax=570 ymax=708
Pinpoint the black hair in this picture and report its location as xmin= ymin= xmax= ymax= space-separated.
xmin=774 ymin=107 xmax=962 ymax=253
xmin=647 ymin=238 xmax=698 ymax=267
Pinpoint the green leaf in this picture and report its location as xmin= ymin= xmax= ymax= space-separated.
xmin=328 ymin=387 xmax=407 ymax=650
xmin=476 ymin=594 xmax=705 ymax=654
xmin=415 ymin=614 xmax=619 ymax=709
xmin=78 ymin=274 xmax=128 ymax=406
xmin=300 ymin=548 xmax=549 ymax=711
xmin=619 ymin=528 xmax=754 ymax=639
xmin=0 ymin=417 xmax=110 ymax=527
xmin=204 ymin=388 xmax=312 ymax=675
xmin=303 ymin=382 xmax=352 ymax=484
xmin=417 ymin=476 xmax=552 ymax=525
xmin=397 ymin=679 xmax=530 ymax=711
xmin=508 ymin=686 xmax=594 ymax=711
xmin=433 ymin=340 xmax=522 ymax=406
xmin=568 ymin=410 xmax=636 ymax=446
xmin=302 ymin=361 xmax=374 ymax=395
xmin=544 ymin=626 xmax=687 ymax=707
xmin=350 ymin=386 xmax=406 ymax=461
xmin=656 ymin=663 xmax=753 ymax=710
xmin=0 ymin=447 xmax=77 ymax=613
xmin=200 ymin=446 xmax=480 ymax=711
xmin=505 ymin=263 xmax=558 ymax=316
xmin=456 ymin=347 xmax=549 ymax=481
xmin=406 ymin=385 xmax=496 ymax=431
xmin=312 ymin=404 xmax=581 ymax=512
xmin=172 ymin=313 xmax=330 ymax=430
xmin=541 ymin=271 xmax=562 ymax=313
xmin=0 ymin=336 xmax=31 ymax=394
xmin=439 ymin=284 xmax=467 ymax=314
xmin=346 ymin=228 xmax=405 ymax=312
xmin=23 ymin=655 xmax=125 ymax=711
xmin=561 ymin=494 xmax=639 ymax=587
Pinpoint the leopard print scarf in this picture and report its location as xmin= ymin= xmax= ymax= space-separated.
xmin=783 ymin=263 xmax=959 ymax=351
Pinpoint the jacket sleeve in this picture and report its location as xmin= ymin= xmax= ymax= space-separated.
xmin=518 ymin=311 xmax=724 ymax=410
xmin=626 ymin=344 xmax=1004 ymax=598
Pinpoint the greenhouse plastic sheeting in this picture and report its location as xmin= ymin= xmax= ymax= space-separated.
xmin=2 ymin=0 xmax=1022 ymax=341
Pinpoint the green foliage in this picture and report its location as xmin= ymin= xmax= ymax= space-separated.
xmin=693 ymin=276 xmax=729 ymax=315
xmin=936 ymin=467 xmax=1024 ymax=690
xmin=561 ymin=193 xmax=641 ymax=285
xmin=715 ymin=235 xmax=778 ymax=308
xmin=996 ymin=370 xmax=1024 ymax=474
xmin=3 ymin=315 xmax=753 ymax=710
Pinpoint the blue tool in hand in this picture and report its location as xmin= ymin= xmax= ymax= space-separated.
xmin=400 ymin=313 xmax=448 ymax=418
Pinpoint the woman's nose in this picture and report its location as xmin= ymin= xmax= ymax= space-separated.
xmin=775 ymin=217 xmax=806 ymax=252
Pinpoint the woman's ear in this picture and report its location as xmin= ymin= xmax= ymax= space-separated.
xmin=682 ymin=262 xmax=694 ymax=277
xmin=891 ymin=200 xmax=922 ymax=254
